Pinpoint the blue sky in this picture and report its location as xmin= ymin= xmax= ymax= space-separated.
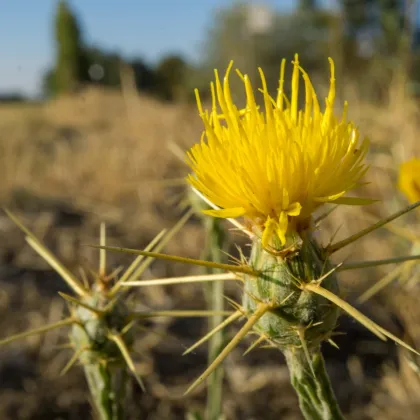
xmin=0 ymin=0 xmax=334 ymax=97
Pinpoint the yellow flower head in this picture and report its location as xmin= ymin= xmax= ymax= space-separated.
xmin=399 ymin=158 xmax=420 ymax=203
xmin=187 ymin=55 xmax=369 ymax=248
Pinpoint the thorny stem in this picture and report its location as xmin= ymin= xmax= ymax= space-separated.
xmin=203 ymin=217 xmax=226 ymax=420
xmin=284 ymin=348 xmax=345 ymax=420
xmin=84 ymin=363 xmax=127 ymax=420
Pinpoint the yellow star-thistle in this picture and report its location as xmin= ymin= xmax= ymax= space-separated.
xmin=399 ymin=158 xmax=420 ymax=204
xmin=186 ymin=54 xmax=370 ymax=248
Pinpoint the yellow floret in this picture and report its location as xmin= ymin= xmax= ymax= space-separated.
xmin=187 ymin=55 xmax=370 ymax=248
xmin=399 ymin=158 xmax=420 ymax=203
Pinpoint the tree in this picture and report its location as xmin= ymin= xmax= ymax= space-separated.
xmin=340 ymin=0 xmax=408 ymax=56
xmin=82 ymin=47 xmax=122 ymax=87
xmin=198 ymin=1 xmax=336 ymax=102
xmin=155 ymin=55 xmax=189 ymax=101
xmin=338 ymin=0 xmax=415 ymax=100
xmin=54 ymin=0 xmax=85 ymax=94
xmin=130 ymin=59 xmax=158 ymax=93
xmin=298 ymin=0 xmax=318 ymax=11
xmin=41 ymin=69 xmax=57 ymax=98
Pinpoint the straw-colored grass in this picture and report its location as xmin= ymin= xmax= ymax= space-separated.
xmin=0 ymin=86 xmax=201 ymax=235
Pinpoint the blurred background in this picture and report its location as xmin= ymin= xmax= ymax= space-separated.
xmin=1 ymin=0 xmax=420 ymax=419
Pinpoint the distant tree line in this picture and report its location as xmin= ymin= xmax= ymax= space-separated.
xmin=195 ymin=0 xmax=420 ymax=103
xmin=39 ymin=0 xmax=420 ymax=103
xmin=0 ymin=93 xmax=27 ymax=103
xmin=43 ymin=0 xmax=190 ymax=101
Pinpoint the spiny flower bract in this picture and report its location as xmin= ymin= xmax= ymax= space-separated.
xmin=187 ymin=55 xmax=370 ymax=247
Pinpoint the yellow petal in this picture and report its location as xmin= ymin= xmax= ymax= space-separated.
xmin=276 ymin=212 xmax=289 ymax=245
xmin=203 ymin=207 xmax=246 ymax=218
xmin=314 ymin=191 xmax=346 ymax=203
xmin=262 ymin=216 xmax=276 ymax=248
xmin=187 ymin=57 xmax=371 ymax=230
xmin=282 ymin=188 xmax=290 ymax=209
xmin=399 ymin=158 xmax=420 ymax=203
xmin=286 ymin=202 xmax=302 ymax=216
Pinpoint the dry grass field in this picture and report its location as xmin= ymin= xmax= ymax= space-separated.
xmin=1 ymin=74 xmax=420 ymax=419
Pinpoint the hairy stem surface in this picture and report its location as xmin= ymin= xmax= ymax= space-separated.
xmin=284 ymin=348 xmax=345 ymax=420
xmin=84 ymin=364 xmax=129 ymax=420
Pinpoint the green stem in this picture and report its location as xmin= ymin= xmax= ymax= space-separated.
xmin=84 ymin=363 xmax=127 ymax=420
xmin=204 ymin=217 xmax=226 ymax=420
xmin=284 ymin=348 xmax=345 ymax=420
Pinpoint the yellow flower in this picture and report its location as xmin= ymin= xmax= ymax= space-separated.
xmin=399 ymin=158 xmax=420 ymax=203
xmin=186 ymin=55 xmax=370 ymax=248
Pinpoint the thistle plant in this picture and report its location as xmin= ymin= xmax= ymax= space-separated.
xmin=188 ymin=188 xmax=227 ymax=420
xmin=99 ymin=55 xmax=420 ymax=420
xmin=0 ymin=209 xmax=231 ymax=420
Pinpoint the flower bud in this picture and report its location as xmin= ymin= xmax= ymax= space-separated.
xmin=243 ymin=234 xmax=340 ymax=351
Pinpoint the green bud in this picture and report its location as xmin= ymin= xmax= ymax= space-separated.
xmin=71 ymin=287 xmax=134 ymax=364
xmin=70 ymin=287 xmax=134 ymax=420
xmin=243 ymin=233 xmax=340 ymax=351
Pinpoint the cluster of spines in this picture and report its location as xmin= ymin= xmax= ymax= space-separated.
xmin=2 ymin=198 xmax=420 ymax=404
xmin=0 ymin=208 xmax=232 ymax=417
xmin=95 ymin=198 xmax=420 ymax=395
